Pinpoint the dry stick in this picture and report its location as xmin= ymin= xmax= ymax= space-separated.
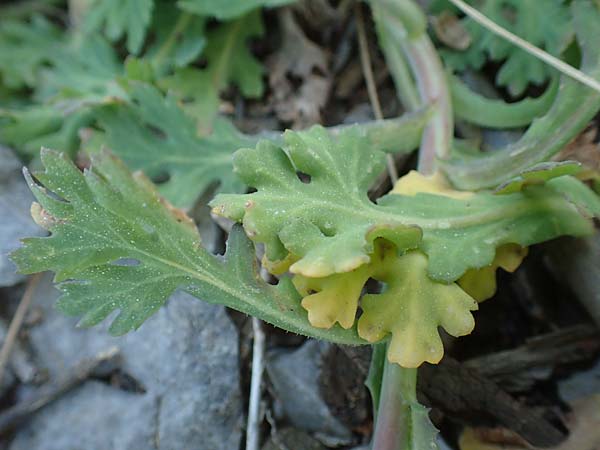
xmin=0 ymin=273 xmax=42 ymax=383
xmin=245 ymin=267 xmax=269 ymax=450
xmin=448 ymin=0 xmax=600 ymax=94
xmin=356 ymin=4 xmax=399 ymax=183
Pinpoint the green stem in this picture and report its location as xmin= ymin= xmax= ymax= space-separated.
xmin=371 ymin=0 xmax=453 ymax=175
xmin=367 ymin=2 xmax=448 ymax=449
xmin=371 ymin=359 xmax=417 ymax=450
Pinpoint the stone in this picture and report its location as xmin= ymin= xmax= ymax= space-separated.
xmin=266 ymin=340 xmax=352 ymax=445
xmin=9 ymin=274 xmax=242 ymax=450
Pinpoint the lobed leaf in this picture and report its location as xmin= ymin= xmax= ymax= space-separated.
xmin=11 ymin=149 xmax=365 ymax=344
xmin=83 ymin=0 xmax=154 ymax=54
xmin=438 ymin=0 xmax=573 ymax=96
xmin=295 ymin=241 xmax=478 ymax=367
xmin=213 ymin=128 xmax=600 ymax=283
xmin=92 ymin=82 xmax=257 ymax=208
xmin=159 ymin=11 xmax=265 ymax=124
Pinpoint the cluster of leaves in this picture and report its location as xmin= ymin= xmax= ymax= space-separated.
xmin=4 ymin=0 xmax=600 ymax=376
xmin=0 ymin=0 xmax=273 ymax=210
xmin=432 ymin=0 xmax=574 ymax=96
xmin=210 ymin=126 xmax=600 ymax=366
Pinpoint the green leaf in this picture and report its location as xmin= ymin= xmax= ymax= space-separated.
xmin=92 ymin=82 xmax=256 ymax=208
xmin=0 ymin=106 xmax=93 ymax=160
xmin=177 ymin=0 xmax=294 ymax=19
xmin=440 ymin=0 xmax=573 ymax=96
xmin=11 ymin=149 xmax=365 ymax=344
xmin=444 ymin=0 xmax=600 ymax=190
xmin=158 ymin=11 xmax=264 ymax=123
xmin=83 ymin=0 xmax=154 ymax=54
xmin=212 ymin=126 xmax=600 ymax=282
xmin=0 ymin=15 xmax=62 ymax=90
xmin=145 ymin=8 xmax=206 ymax=73
xmin=495 ymin=161 xmax=582 ymax=194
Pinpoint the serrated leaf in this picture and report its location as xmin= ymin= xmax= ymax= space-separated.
xmin=0 ymin=15 xmax=62 ymax=90
xmin=11 ymin=149 xmax=365 ymax=344
xmin=177 ymin=0 xmax=294 ymax=19
xmin=83 ymin=0 xmax=154 ymax=54
xmin=91 ymin=82 xmax=256 ymax=209
xmin=213 ymin=128 xmax=600 ymax=282
xmin=158 ymin=11 xmax=264 ymax=124
xmin=440 ymin=0 xmax=573 ymax=96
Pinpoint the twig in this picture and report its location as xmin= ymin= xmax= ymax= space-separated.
xmin=0 ymin=347 xmax=120 ymax=435
xmin=355 ymin=4 xmax=399 ymax=182
xmin=447 ymin=0 xmax=600 ymax=94
xmin=245 ymin=265 xmax=269 ymax=450
xmin=0 ymin=273 xmax=42 ymax=384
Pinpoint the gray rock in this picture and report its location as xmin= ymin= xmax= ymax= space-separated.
xmin=0 ymin=146 xmax=43 ymax=287
xmin=266 ymin=340 xmax=352 ymax=444
xmin=10 ymin=274 xmax=242 ymax=450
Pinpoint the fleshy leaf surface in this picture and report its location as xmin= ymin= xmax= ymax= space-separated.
xmin=295 ymin=241 xmax=478 ymax=367
xmin=357 ymin=246 xmax=477 ymax=368
xmin=92 ymin=83 xmax=256 ymax=208
xmin=458 ymin=244 xmax=528 ymax=302
xmin=11 ymin=149 xmax=365 ymax=345
xmin=212 ymin=125 xmax=424 ymax=278
xmin=213 ymin=128 xmax=600 ymax=282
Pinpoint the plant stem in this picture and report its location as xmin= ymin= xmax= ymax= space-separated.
xmin=371 ymin=360 xmax=417 ymax=450
xmin=367 ymin=2 xmax=450 ymax=449
xmin=372 ymin=0 xmax=453 ymax=175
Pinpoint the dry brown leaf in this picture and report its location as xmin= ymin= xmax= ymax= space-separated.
xmin=267 ymin=8 xmax=332 ymax=128
xmin=555 ymin=124 xmax=600 ymax=173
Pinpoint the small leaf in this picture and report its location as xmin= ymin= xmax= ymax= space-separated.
xmin=11 ymin=149 xmax=365 ymax=344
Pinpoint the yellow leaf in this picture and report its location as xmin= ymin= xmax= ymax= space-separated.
xmin=458 ymin=244 xmax=528 ymax=302
xmin=392 ymin=170 xmax=473 ymax=199
xmin=294 ymin=240 xmax=478 ymax=367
